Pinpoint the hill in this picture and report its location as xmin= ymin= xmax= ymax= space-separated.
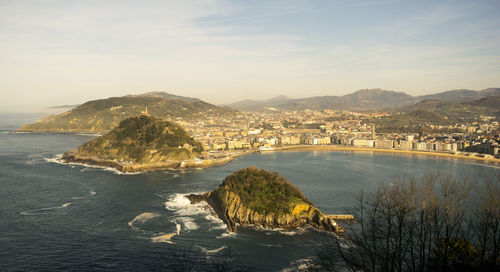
xmin=227 ymin=88 xmax=499 ymax=111
xmin=19 ymin=92 xmax=237 ymax=132
xmin=374 ymin=96 xmax=500 ymax=132
xmin=128 ymin=91 xmax=202 ymax=102
xmin=226 ymin=95 xmax=293 ymax=111
xmin=187 ymin=167 xmax=341 ymax=233
xmin=61 ymin=115 xmax=203 ymax=172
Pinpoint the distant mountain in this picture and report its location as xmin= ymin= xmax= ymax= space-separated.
xmin=226 ymin=95 xmax=293 ymax=111
xmin=227 ymin=88 xmax=499 ymax=111
xmin=128 ymin=91 xmax=202 ymax=102
xmin=48 ymin=104 xmax=80 ymax=109
xmin=374 ymin=96 xmax=500 ymax=130
xmin=417 ymin=88 xmax=500 ymax=102
xmin=19 ymin=92 xmax=237 ymax=133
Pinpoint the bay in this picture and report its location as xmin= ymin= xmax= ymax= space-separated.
xmin=0 ymin=129 xmax=498 ymax=271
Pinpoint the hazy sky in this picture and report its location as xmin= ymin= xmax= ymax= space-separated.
xmin=1 ymin=0 xmax=499 ymax=111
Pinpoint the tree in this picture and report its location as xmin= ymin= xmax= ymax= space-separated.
xmin=315 ymin=173 xmax=499 ymax=272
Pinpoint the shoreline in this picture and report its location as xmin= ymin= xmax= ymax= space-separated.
xmin=60 ymin=152 xmax=240 ymax=173
xmin=55 ymin=144 xmax=498 ymax=174
xmin=275 ymin=145 xmax=500 ymax=164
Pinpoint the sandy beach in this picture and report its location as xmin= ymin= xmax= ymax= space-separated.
xmin=275 ymin=145 xmax=500 ymax=164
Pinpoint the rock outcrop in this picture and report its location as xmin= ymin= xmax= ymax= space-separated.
xmin=187 ymin=167 xmax=340 ymax=233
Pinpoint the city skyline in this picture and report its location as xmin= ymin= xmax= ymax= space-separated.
xmin=1 ymin=0 xmax=500 ymax=111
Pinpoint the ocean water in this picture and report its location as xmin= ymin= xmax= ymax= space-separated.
xmin=1 ymin=123 xmax=498 ymax=271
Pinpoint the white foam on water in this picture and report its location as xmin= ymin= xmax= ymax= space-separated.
xmin=71 ymin=190 xmax=96 ymax=200
xmin=75 ymin=133 xmax=102 ymax=137
xmin=44 ymin=154 xmax=64 ymax=164
xmin=255 ymin=225 xmax=307 ymax=236
xmin=463 ymin=161 xmax=500 ymax=169
xmin=175 ymin=222 xmax=181 ymax=234
xmin=205 ymin=214 xmax=226 ymax=229
xmin=44 ymin=154 xmax=141 ymax=175
xmin=260 ymin=243 xmax=283 ymax=248
xmin=281 ymin=257 xmax=316 ymax=272
xmin=216 ymin=231 xmax=237 ymax=239
xmin=174 ymin=217 xmax=199 ymax=231
xmin=164 ymin=193 xmax=228 ymax=235
xmin=196 ymin=245 xmax=227 ymax=254
xmin=20 ymin=202 xmax=72 ymax=215
xmin=151 ymin=232 xmax=177 ymax=244
xmin=128 ymin=212 xmax=161 ymax=231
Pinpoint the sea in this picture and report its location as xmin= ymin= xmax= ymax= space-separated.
xmin=1 ymin=114 xmax=498 ymax=271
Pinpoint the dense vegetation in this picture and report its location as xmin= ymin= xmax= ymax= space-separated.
xmin=76 ymin=115 xmax=202 ymax=163
xmin=315 ymin=173 xmax=500 ymax=272
xmin=20 ymin=94 xmax=237 ymax=132
xmin=217 ymin=167 xmax=313 ymax=214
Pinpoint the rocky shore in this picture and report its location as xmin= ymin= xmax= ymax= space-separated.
xmin=186 ymin=167 xmax=342 ymax=233
xmin=61 ymin=151 xmax=234 ymax=173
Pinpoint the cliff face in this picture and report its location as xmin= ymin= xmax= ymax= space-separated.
xmin=187 ymin=167 xmax=339 ymax=233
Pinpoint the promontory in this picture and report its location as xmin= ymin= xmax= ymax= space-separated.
xmin=61 ymin=115 xmax=227 ymax=172
xmin=19 ymin=92 xmax=237 ymax=133
xmin=187 ymin=167 xmax=344 ymax=233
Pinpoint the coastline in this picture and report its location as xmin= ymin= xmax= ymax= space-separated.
xmin=54 ymin=144 xmax=498 ymax=174
xmin=60 ymin=151 xmax=240 ymax=173
xmin=275 ymin=145 xmax=500 ymax=164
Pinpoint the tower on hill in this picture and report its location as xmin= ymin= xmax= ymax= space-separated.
xmin=141 ymin=106 xmax=150 ymax=116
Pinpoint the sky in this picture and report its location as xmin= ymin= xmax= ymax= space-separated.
xmin=1 ymin=0 xmax=499 ymax=112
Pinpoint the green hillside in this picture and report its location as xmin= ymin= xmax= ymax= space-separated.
xmin=216 ymin=167 xmax=313 ymax=214
xmin=19 ymin=93 xmax=237 ymax=132
xmin=72 ymin=115 xmax=202 ymax=163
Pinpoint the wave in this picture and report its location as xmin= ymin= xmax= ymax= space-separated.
xmin=7 ymin=131 xmax=32 ymax=134
xmin=72 ymin=190 xmax=96 ymax=200
xmin=281 ymin=257 xmax=315 ymax=272
xmin=260 ymin=243 xmax=283 ymax=248
xmin=216 ymin=231 xmax=237 ymax=239
xmin=164 ymin=193 xmax=228 ymax=235
xmin=128 ymin=212 xmax=161 ymax=231
xmin=44 ymin=155 xmax=141 ymax=175
xmin=20 ymin=202 xmax=71 ymax=215
xmin=254 ymin=225 xmax=307 ymax=236
xmin=463 ymin=161 xmax=500 ymax=169
xmin=172 ymin=217 xmax=199 ymax=231
xmin=75 ymin=133 xmax=102 ymax=137
xmin=151 ymin=232 xmax=177 ymax=244
xmin=196 ymin=245 xmax=227 ymax=254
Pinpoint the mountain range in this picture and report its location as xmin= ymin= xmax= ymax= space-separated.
xmin=227 ymin=88 xmax=500 ymax=111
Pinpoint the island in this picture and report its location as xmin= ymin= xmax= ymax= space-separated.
xmin=187 ymin=167 xmax=348 ymax=233
xmin=61 ymin=115 xmax=231 ymax=172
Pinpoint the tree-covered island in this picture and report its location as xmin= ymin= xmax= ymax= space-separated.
xmin=187 ymin=167 xmax=345 ymax=233
xmin=61 ymin=115 xmax=228 ymax=172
